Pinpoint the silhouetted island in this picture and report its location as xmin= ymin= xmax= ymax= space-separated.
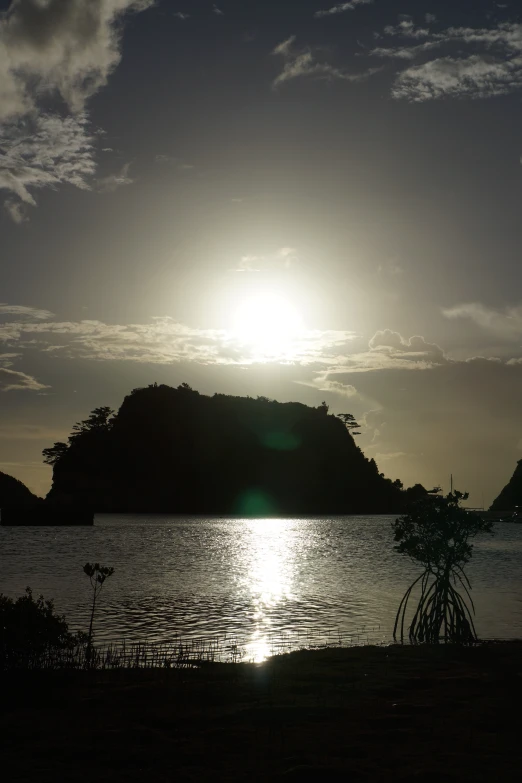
xmin=0 ymin=470 xmax=95 ymax=526
xmin=490 ymin=460 xmax=522 ymax=512
xmin=0 ymin=471 xmax=39 ymax=508
xmin=44 ymin=384 xmax=428 ymax=515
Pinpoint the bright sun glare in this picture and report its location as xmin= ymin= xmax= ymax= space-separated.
xmin=233 ymin=293 xmax=304 ymax=358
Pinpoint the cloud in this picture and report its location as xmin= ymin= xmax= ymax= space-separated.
xmin=273 ymin=36 xmax=297 ymax=58
xmin=0 ymin=367 xmax=48 ymax=392
xmin=443 ymin=302 xmax=522 ymax=340
xmin=359 ymin=408 xmax=386 ymax=443
xmin=235 ymin=255 xmax=262 ymax=273
xmin=232 ymin=247 xmax=299 ymax=273
xmin=0 ymin=353 xmax=21 ymax=367
xmin=0 ymin=113 xmax=95 ymax=205
xmin=0 ymin=310 xmax=451 ymax=374
xmin=4 ymin=198 xmax=27 ymax=223
xmin=0 ymin=0 xmax=155 ymax=123
xmin=393 ymin=54 xmax=522 ymax=101
xmin=320 ymin=330 xmax=449 ymax=373
xmin=309 ymin=375 xmax=358 ymax=397
xmin=174 ymin=12 xmax=189 ymax=20
xmin=425 ymin=14 xmax=437 ymax=24
xmin=370 ymin=41 xmax=442 ymax=61
xmin=213 ymin=5 xmax=224 ymax=15
xmin=0 ymin=304 xmax=54 ymax=320
xmin=0 ymin=0 xmax=154 ymax=210
xmin=377 ymin=260 xmax=404 ymax=277
xmin=155 ymin=155 xmax=195 ymax=171
xmin=9 ymin=306 xmax=522 ymax=386
xmin=97 ymin=162 xmax=134 ymax=193
xmin=367 ymin=330 xmax=447 ymax=364
xmin=273 ymin=36 xmax=380 ymax=87
xmin=372 ymin=20 xmax=522 ymax=101
xmin=383 ymin=19 xmax=431 ymax=39
xmin=0 ymin=313 xmax=357 ymax=368
xmin=314 ymin=0 xmax=373 ymax=18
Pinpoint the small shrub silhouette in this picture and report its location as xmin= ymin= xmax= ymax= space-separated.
xmin=0 ymin=588 xmax=82 ymax=668
xmin=393 ymin=491 xmax=493 ymax=644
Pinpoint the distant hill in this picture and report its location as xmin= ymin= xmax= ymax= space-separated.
xmin=490 ymin=460 xmax=522 ymax=511
xmin=0 ymin=471 xmax=39 ymax=508
xmin=45 ymin=384 xmax=426 ymax=515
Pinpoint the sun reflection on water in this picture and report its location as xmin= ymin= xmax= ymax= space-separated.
xmin=242 ymin=518 xmax=296 ymax=662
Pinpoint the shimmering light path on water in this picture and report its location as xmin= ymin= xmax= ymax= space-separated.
xmin=1 ymin=516 xmax=521 ymax=660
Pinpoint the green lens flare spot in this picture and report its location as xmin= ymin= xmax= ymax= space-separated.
xmin=235 ymin=490 xmax=276 ymax=517
xmin=261 ymin=432 xmax=301 ymax=451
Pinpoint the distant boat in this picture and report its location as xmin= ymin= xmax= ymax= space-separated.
xmin=0 ymin=504 xmax=94 ymax=526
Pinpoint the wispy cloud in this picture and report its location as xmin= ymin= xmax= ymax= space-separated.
xmin=315 ymin=0 xmax=373 ymax=18
xmin=0 ymin=311 xmax=358 ymax=368
xmin=368 ymin=330 xmax=447 ymax=364
xmin=0 ymin=367 xmax=48 ymax=393
xmin=372 ymin=20 xmax=522 ymax=101
xmin=370 ymin=41 xmax=442 ymax=61
xmin=273 ymin=35 xmax=380 ymax=88
xmin=231 ymin=247 xmax=299 ymax=273
xmin=377 ymin=259 xmax=404 ymax=277
xmin=0 ymin=114 xmax=95 ymax=206
xmin=320 ymin=330 xmax=449 ymax=373
xmin=393 ymin=54 xmax=522 ymax=101
xmin=0 ymin=304 xmax=54 ymax=321
xmin=302 ymin=374 xmax=358 ymax=397
xmin=3 ymin=199 xmax=27 ymax=224
xmin=155 ymin=155 xmax=195 ymax=171
xmin=375 ymin=451 xmax=409 ymax=461
xmin=443 ymin=302 xmax=522 ymax=340
xmin=0 ymin=0 xmax=154 ymax=213
xmin=97 ymin=162 xmax=134 ymax=193
xmin=0 ymin=353 xmax=21 ymax=367
xmin=383 ymin=18 xmax=431 ymax=39
xmin=0 ymin=303 xmax=456 ymax=374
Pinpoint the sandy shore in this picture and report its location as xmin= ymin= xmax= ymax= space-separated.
xmin=2 ymin=642 xmax=522 ymax=781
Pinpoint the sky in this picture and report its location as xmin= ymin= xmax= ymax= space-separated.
xmin=1 ymin=0 xmax=522 ymax=505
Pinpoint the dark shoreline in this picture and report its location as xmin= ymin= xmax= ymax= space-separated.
xmin=3 ymin=642 xmax=521 ymax=781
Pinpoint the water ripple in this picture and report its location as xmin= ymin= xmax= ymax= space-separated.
xmin=1 ymin=515 xmax=521 ymax=659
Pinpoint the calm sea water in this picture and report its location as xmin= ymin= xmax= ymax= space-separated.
xmin=1 ymin=516 xmax=521 ymax=660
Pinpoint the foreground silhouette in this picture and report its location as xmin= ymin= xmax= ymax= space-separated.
xmin=43 ymin=384 xmax=427 ymax=515
xmin=2 ymin=644 xmax=521 ymax=781
xmin=393 ymin=492 xmax=493 ymax=643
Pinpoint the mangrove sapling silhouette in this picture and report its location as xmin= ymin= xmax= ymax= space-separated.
xmin=393 ymin=491 xmax=493 ymax=644
xmin=83 ymin=562 xmax=114 ymax=662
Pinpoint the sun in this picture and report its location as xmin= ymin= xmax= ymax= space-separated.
xmin=232 ymin=292 xmax=304 ymax=358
